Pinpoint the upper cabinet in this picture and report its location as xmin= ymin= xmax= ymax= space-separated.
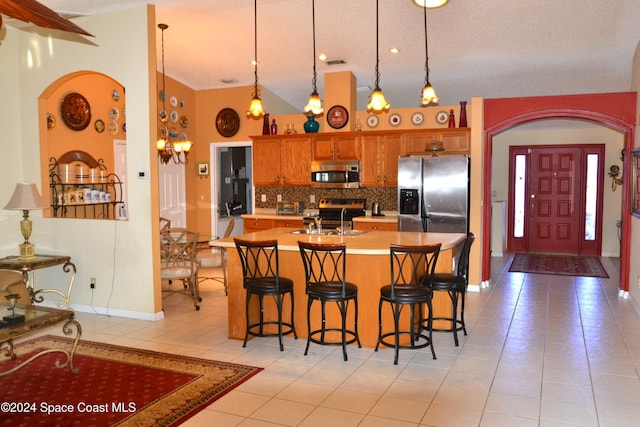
xmin=403 ymin=129 xmax=470 ymax=156
xmin=312 ymin=135 xmax=359 ymax=160
xmin=251 ymin=128 xmax=470 ymax=188
xmin=252 ymin=136 xmax=311 ymax=186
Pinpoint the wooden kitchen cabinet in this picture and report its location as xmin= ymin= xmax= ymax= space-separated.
xmin=360 ymin=134 xmax=402 ymax=187
xmin=403 ymin=129 xmax=470 ymax=155
xmin=244 ymin=218 xmax=273 ymax=234
xmin=252 ymin=136 xmax=311 ymax=186
xmin=312 ymin=135 xmax=358 ymax=160
xmin=273 ymin=218 xmax=304 ymax=229
xmin=353 ymin=220 xmax=398 ymax=231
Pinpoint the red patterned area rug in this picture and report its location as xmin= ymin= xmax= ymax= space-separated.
xmin=0 ymin=335 xmax=262 ymax=426
xmin=509 ymin=253 xmax=609 ymax=278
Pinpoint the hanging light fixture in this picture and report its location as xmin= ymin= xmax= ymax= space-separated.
xmin=419 ymin=2 xmax=440 ymax=106
xmin=367 ymin=0 xmax=390 ymax=113
xmin=413 ymin=0 xmax=449 ymax=8
xmin=156 ymin=23 xmax=192 ymax=165
xmin=247 ymin=0 xmax=265 ymax=118
xmin=303 ymin=0 xmax=323 ymax=115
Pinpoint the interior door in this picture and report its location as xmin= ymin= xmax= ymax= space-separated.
xmin=159 ymin=160 xmax=186 ymax=228
xmin=508 ymin=145 xmax=604 ymax=255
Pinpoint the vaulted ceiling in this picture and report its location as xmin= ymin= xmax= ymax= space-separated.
xmin=8 ymin=0 xmax=640 ymax=111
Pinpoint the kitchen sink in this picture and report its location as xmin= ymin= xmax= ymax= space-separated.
xmin=290 ymin=229 xmax=370 ymax=236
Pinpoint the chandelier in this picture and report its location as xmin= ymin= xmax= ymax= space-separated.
xmin=303 ymin=0 xmax=323 ymax=115
xmin=366 ymin=0 xmax=390 ymax=113
xmin=157 ymin=23 xmax=192 ymax=165
xmin=247 ymin=0 xmax=265 ymax=118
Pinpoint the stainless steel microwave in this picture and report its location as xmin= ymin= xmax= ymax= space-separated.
xmin=310 ymin=160 xmax=360 ymax=189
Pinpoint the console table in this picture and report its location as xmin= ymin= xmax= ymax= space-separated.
xmin=0 ymin=255 xmax=76 ymax=309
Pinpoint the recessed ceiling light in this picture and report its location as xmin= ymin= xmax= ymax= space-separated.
xmin=327 ymin=59 xmax=346 ymax=66
xmin=318 ymin=53 xmax=327 ymax=61
xmin=389 ymin=48 xmax=399 ymax=54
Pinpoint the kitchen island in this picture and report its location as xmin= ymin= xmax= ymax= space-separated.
xmin=211 ymin=228 xmax=465 ymax=349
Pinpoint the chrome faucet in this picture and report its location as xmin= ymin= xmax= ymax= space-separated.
xmin=314 ymin=217 xmax=322 ymax=234
xmin=338 ymin=208 xmax=346 ymax=236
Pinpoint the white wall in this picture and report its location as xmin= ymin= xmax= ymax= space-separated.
xmin=492 ymin=120 xmax=624 ymax=257
xmin=0 ymin=7 xmax=161 ymax=320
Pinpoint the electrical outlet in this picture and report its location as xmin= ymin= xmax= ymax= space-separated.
xmin=90 ymin=277 xmax=96 ymax=289
xmin=310 ymin=195 xmax=316 ymax=203
xmin=277 ymin=194 xmax=282 ymax=202
xmin=261 ymin=194 xmax=267 ymax=202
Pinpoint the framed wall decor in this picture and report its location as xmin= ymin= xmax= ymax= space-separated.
xmin=198 ymin=162 xmax=209 ymax=177
xmin=632 ymin=148 xmax=640 ymax=217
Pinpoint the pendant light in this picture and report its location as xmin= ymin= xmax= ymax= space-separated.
xmin=420 ymin=2 xmax=440 ymax=106
xmin=247 ymin=0 xmax=265 ymax=118
xmin=156 ymin=23 xmax=192 ymax=165
xmin=413 ymin=0 xmax=449 ymax=7
xmin=367 ymin=0 xmax=390 ymax=113
xmin=303 ymin=0 xmax=323 ymax=115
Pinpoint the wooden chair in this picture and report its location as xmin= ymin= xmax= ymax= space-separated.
xmin=198 ymin=218 xmax=234 ymax=294
xmin=160 ymin=217 xmax=171 ymax=231
xmin=160 ymin=228 xmax=201 ymax=310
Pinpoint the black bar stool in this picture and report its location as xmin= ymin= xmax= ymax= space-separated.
xmin=376 ymin=243 xmax=441 ymax=365
xmin=430 ymin=233 xmax=475 ymax=346
xmin=234 ymin=238 xmax=297 ymax=351
xmin=298 ymin=241 xmax=361 ymax=361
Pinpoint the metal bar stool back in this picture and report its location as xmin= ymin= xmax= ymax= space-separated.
xmin=298 ymin=241 xmax=361 ymax=361
xmin=376 ymin=243 xmax=441 ymax=365
xmin=234 ymin=238 xmax=297 ymax=351
xmin=430 ymin=233 xmax=475 ymax=346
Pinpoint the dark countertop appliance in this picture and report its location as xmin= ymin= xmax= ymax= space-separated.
xmin=303 ymin=198 xmax=366 ymax=229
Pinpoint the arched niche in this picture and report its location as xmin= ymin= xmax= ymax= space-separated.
xmin=38 ymin=71 xmax=127 ymax=220
xmin=482 ymin=93 xmax=636 ymax=291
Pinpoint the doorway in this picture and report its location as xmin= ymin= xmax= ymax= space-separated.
xmin=209 ymin=142 xmax=252 ymax=239
xmin=508 ymin=144 xmax=604 ymax=255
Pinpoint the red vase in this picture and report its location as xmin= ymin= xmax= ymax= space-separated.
xmin=448 ymin=109 xmax=455 ymax=128
xmin=459 ymin=101 xmax=468 ymax=128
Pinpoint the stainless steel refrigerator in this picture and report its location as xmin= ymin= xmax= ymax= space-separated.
xmin=398 ymin=155 xmax=470 ymax=233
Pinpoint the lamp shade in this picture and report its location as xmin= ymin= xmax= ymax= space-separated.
xmin=4 ymin=183 xmax=49 ymax=211
xmin=413 ymin=0 xmax=449 ymax=8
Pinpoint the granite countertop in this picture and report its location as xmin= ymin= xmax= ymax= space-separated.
xmin=211 ymin=227 xmax=463 ymax=255
xmin=241 ymin=210 xmax=398 ymax=223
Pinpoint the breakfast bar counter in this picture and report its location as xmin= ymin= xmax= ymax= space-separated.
xmin=211 ymin=228 xmax=465 ymax=348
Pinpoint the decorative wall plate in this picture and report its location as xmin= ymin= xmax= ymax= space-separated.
xmin=60 ymin=92 xmax=91 ymax=131
xmin=215 ymin=108 xmax=240 ymax=137
xmin=94 ymin=119 xmax=105 ymax=133
xmin=327 ymin=105 xmax=349 ymax=129
xmin=367 ymin=115 xmax=379 ymax=128
xmin=389 ymin=113 xmax=401 ymax=126
xmin=411 ymin=112 xmax=424 ymax=125
xmin=170 ymin=110 xmax=179 ymax=123
xmin=108 ymin=121 xmax=118 ymax=135
xmin=159 ymin=109 xmax=168 ymax=122
xmin=170 ymin=96 xmax=178 ymax=107
xmin=436 ymin=110 xmax=448 ymax=124
xmin=47 ymin=113 xmax=56 ymax=130
xmin=179 ymin=99 xmax=185 ymax=109
xmin=111 ymin=90 xmax=120 ymax=101
xmin=109 ymin=106 xmax=119 ymax=120
xmin=180 ymin=115 xmax=189 ymax=128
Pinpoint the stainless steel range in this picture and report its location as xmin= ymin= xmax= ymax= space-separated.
xmin=304 ymin=198 xmax=366 ymax=230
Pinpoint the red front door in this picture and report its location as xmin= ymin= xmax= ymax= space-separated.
xmin=508 ymin=145 xmax=604 ymax=255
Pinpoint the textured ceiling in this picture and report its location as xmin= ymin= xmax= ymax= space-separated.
xmin=10 ymin=0 xmax=640 ymax=111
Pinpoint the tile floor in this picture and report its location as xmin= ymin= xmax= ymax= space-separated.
xmin=42 ymin=255 xmax=640 ymax=426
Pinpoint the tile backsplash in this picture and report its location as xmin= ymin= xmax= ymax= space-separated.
xmin=255 ymin=186 xmax=397 ymax=213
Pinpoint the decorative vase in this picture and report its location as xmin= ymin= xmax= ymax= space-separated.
xmin=262 ymin=113 xmax=270 ymax=135
xmin=270 ymin=118 xmax=278 ymax=135
xmin=303 ymin=116 xmax=319 ymax=133
xmin=458 ymin=101 xmax=468 ymax=128
xmin=285 ymin=123 xmax=297 ymax=135
xmin=448 ymin=109 xmax=456 ymax=128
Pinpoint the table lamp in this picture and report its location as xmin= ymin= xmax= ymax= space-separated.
xmin=4 ymin=183 xmax=49 ymax=261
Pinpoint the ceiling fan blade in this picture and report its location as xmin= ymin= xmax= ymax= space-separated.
xmin=0 ymin=0 xmax=93 ymax=36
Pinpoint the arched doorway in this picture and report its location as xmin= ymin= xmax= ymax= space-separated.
xmin=482 ymin=93 xmax=636 ymax=291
